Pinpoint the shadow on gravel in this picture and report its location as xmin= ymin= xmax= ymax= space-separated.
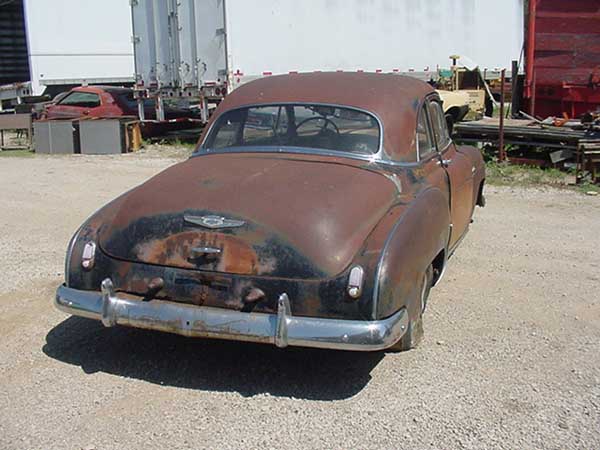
xmin=43 ymin=317 xmax=385 ymax=400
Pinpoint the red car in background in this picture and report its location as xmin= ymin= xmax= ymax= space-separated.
xmin=43 ymin=86 xmax=200 ymax=137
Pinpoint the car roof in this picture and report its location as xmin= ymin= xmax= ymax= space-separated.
xmin=212 ymin=72 xmax=435 ymax=161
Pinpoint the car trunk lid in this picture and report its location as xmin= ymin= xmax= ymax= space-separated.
xmin=98 ymin=153 xmax=397 ymax=279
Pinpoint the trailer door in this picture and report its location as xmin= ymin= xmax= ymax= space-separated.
xmin=131 ymin=0 xmax=177 ymax=89
xmin=191 ymin=0 xmax=227 ymax=86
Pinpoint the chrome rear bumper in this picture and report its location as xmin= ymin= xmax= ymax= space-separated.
xmin=55 ymin=279 xmax=408 ymax=351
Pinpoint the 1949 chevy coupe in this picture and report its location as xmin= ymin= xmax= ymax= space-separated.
xmin=55 ymin=73 xmax=485 ymax=352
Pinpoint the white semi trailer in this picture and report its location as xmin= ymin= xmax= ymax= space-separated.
xmin=131 ymin=0 xmax=524 ymax=121
xmin=23 ymin=0 xmax=135 ymax=96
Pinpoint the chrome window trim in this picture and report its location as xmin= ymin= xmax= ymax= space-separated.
xmin=193 ymin=145 xmax=380 ymax=164
xmin=192 ymin=145 xmax=430 ymax=169
xmin=195 ymin=101 xmax=406 ymax=164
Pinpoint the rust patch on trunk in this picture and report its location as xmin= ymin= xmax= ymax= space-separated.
xmin=134 ymin=230 xmax=259 ymax=274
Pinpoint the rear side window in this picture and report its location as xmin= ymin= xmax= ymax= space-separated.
xmin=59 ymin=92 xmax=101 ymax=108
xmin=417 ymin=107 xmax=435 ymax=160
xmin=428 ymin=101 xmax=452 ymax=149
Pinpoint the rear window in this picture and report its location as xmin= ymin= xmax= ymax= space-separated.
xmin=204 ymin=104 xmax=380 ymax=154
xmin=58 ymin=91 xmax=100 ymax=108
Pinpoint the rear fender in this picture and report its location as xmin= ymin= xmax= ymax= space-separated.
xmin=373 ymin=188 xmax=450 ymax=321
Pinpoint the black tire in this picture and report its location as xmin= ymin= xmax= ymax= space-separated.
xmin=477 ymin=182 xmax=486 ymax=207
xmin=388 ymin=265 xmax=433 ymax=352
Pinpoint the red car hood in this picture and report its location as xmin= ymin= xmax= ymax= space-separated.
xmin=98 ymin=152 xmax=397 ymax=279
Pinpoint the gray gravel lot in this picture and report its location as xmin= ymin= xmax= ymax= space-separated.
xmin=0 ymin=153 xmax=599 ymax=450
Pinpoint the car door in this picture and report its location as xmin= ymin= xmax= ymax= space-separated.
xmin=47 ymin=91 xmax=102 ymax=119
xmin=427 ymin=98 xmax=474 ymax=249
xmin=415 ymin=104 xmax=450 ymax=205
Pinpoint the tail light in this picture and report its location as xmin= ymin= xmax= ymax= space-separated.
xmin=347 ymin=265 xmax=365 ymax=299
xmin=81 ymin=241 xmax=96 ymax=270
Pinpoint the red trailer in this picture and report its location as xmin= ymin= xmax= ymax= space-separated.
xmin=524 ymin=0 xmax=600 ymax=119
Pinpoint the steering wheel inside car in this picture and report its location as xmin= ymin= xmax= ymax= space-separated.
xmin=295 ymin=116 xmax=340 ymax=136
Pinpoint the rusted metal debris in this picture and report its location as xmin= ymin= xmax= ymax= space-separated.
xmin=454 ymin=116 xmax=600 ymax=182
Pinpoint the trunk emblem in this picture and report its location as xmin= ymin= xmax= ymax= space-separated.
xmin=184 ymin=214 xmax=245 ymax=229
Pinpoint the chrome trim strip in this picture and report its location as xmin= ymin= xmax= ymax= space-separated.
xmin=382 ymin=173 xmax=402 ymax=193
xmin=55 ymin=280 xmax=408 ymax=352
xmin=192 ymin=146 xmax=421 ymax=169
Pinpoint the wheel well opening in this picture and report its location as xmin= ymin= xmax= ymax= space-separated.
xmin=431 ymin=249 xmax=445 ymax=286
xmin=476 ymin=179 xmax=486 ymax=207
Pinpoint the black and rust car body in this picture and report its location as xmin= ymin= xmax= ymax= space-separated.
xmin=56 ymin=73 xmax=485 ymax=351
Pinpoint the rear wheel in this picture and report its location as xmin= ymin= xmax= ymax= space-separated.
xmin=388 ymin=265 xmax=433 ymax=352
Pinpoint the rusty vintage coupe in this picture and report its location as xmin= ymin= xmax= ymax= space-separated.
xmin=55 ymin=73 xmax=485 ymax=352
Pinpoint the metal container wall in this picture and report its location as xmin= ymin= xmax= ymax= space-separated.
xmin=187 ymin=0 xmax=226 ymax=86
xmin=132 ymin=0 xmax=226 ymax=91
xmin=175 ymin=0 xmax=197 ymax=88
xmin=131 ymin=0 xmax=176 ymax=90
xmin=525 ymin=0 xmax=600 ymax=118
xmin=79 ymin=119 xmax=124 ymax=155
xmin=33 ymin=120 xmax=78 ymax=154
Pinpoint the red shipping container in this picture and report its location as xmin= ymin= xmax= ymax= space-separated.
xmin=525 ymin=0 xmax=600 ymax=119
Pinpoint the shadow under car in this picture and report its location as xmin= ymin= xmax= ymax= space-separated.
xmin=43 ymin=316 xmax=386 ymax=401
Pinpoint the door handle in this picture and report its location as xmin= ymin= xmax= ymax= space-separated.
xmin=437 ymin=159 xmax=452 ymax=168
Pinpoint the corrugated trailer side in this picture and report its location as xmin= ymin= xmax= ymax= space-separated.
xmin=131 ymin=0 xmax=174 ymax=91
xmin=177 ymin=0 xmax=227 ymax=89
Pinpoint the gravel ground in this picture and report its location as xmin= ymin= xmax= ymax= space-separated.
xmin=0 ymin=152 xmax=599 ymax=450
